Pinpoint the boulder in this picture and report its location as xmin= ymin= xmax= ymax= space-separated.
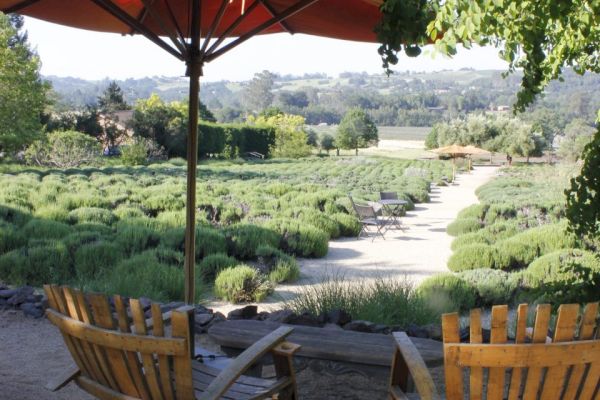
xmin=0 ymin=289 xmax=17 ymax=299
xmin=7 ymin=286 xmax=34 ymax=306
xmin=423 ymin=324 xmax=442 ymax=341
xmin=227 ymin=306 xmax=258 ymax=320
xmin=266 ymin=309 xmax=295 ymax=324
xmin=289 ymin=312 xmax=321 ymax=327
xmin=343 ymin=320 xmax=376 ymax=333
xmin=161 ymin=301 xmax=186 ymax=313
xmin=327 ymin=309 xmax=352 ymax=326
xmin=373 ymin=324 xmax=390 ymax=334
xmin=407 ymin=324 xmax=430 ymax=339
xmin=195 ymin=313 xmax=214 ymax=327
xmin=138 ymin=297 xmax=153 ymax=311
xmin=20 ymin=302 xmax=44 ymax=318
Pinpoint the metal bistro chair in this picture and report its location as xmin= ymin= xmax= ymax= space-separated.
xmin=349 ymin=195 xmax=388 ymax=241
xmin=379 ymin=191 xmax=406 ymax=230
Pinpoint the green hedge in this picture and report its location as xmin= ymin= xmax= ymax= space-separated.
xmin=458 ymin=269 xmax=520 ymax=305
xmin=447 ymin=244 xmax=496 ymax=271
xmin=214 ymin=265 xmax=272 ymax=303
xmin=446 ymin=218 xmax=483 ymax=236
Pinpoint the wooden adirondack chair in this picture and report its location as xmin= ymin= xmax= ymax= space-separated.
xmin=44 ymin=285 xmax=301 ymax=400
xmin=389 ymin=302 xmax=600 ymax=400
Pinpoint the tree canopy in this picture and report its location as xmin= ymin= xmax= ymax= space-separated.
xmin=336 ymin=108 xmax=379 ymax=155
xmin=0 ymin=13 xmax=49 ymax=154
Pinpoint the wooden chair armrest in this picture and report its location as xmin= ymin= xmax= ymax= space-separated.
xmin=202 ymin=326 xmax=294 ymax=400
xmin=391 ymin=332 xmax=441 ymax=400
xmin=272 ymin=341 xmax=301 ymax=357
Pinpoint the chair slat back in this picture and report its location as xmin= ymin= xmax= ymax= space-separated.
xmin=44 ymin=285 xmax=195 ymax=400
xmin=380 ymin=191 xmax=398 ymax=200
xmin=442 ymin=302 xmax=600 ymax=400
xmin=354 ymin=203 xmax=377 ymax=219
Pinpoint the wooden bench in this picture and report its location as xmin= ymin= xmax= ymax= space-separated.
xmin=209 ymin=319 xmax=443 ymax=398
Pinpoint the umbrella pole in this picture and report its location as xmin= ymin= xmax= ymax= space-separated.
xmin=184 ymin=0 xmax=202 ymax=305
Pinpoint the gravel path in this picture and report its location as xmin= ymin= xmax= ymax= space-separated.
xmin=209 ymin=165 xmax=500 ymax=314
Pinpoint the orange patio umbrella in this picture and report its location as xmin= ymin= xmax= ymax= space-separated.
xmin=0 ymin=0 xmax=386 ymax=304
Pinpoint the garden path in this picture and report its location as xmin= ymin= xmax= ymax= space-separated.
xmin=210 ymin=165 xmax=500 ymax=314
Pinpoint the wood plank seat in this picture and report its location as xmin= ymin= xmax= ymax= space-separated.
xmin=389 ymin=302 xmax=600 ymax=399
xmin=43 ymin=285 xmax=301 ymax=400
xmin=208 ymin=320 xmax=444 ymax=369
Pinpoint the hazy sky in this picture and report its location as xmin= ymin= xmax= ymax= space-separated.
xmin=24 ymin=16 xmax=510 ymax=82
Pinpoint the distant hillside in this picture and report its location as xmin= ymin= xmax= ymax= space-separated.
xmin=45 ymin=68 xmax=600 ymax=127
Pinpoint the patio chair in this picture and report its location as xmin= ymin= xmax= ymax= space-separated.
xmin=349 ymin=195 xmax=387 ymax=240
xmin=389 ymin=302 xmax=600 ymax=399
xmin=379 ymin=191 xmax=399 ymax=200
xmin=43 ymin=284 xmax=301 ymax=400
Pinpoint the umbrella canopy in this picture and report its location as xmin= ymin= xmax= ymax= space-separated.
xmin=0 ymin=0 xmax=387 ymax=304
xmin=430 ymin=144 xmax=491 ymax=157
xmin=463 ymin=145 xmax=491 ymax=155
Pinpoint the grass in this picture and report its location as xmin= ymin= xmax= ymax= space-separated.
xmin=285 ymin=273 xmax=438 ymax=327
xmin=0 ymin=156 xmax=452 ymax=303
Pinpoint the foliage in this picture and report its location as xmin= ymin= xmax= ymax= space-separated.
xmin=249 ymin=112 xmax=312 ymax=159
xmin=68 ymin=207 xmax=116 ymax=226
xmin=458 ymin=268 xmax=519 ymax=306
xmin=242 ymin=70 xmax=276 ymax=112
xmin=378 ymin=0 xmax=600 ymax=112
xmin=74 ymin=241 xmax=122 ymax=280
xmin=336 ymin=108 xmax=378 ymax=155
xmin=418 ymin=273 xmax=477 ymax=313
xmin=447 ymin=244 xmax=496 ymax=271
xmin=0 ymin=13 xmax=49 ymax=153
xmin=97 ymin=81 xmax=129 ymax=113
xmin=566 ymin=123 xmax=600 ymax=240
xmin=197 ymin=253 xmax=237 ymax=281
xmin=521 ymin=249 xmax=600 ymax=304
xmin=319 ymin=133 xmax=336 ymax=154
xmin=255 ymin=245 xmax=300 ymax=284
xmin=446 ymin=217 xmax=482 ymax=236
xmin=286 ymin=274 xmax=437 ymax=327
xmin=214 ymin=265 xmax=273 ymax=303
xmin=24 ymin=130 xmax=100 ymax=168
xmin=557 ymin=119 xmax=596 ymax=162
xmin=120 ymin=137 xmax=166 ymax=166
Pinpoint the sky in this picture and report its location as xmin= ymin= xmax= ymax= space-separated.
xmin=23 ymin=16 xmax=510 ymax=82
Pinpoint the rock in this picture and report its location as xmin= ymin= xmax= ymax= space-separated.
xmin=266 ymin=309 xmax=295 ymax=323
xmin=343 ymin=320 xmax=376 ymax=333
xmin=323 ymin=323 xmax=343 ymax=330
xmin=0 ymin=284 xmax=7 ymax=290
xmin=161 ymin=301 xmax=186 ymax=313
xmin=327 ymin=309 xmax=352 ymax=326
xmin=0 ymin=298 xmax=6 ymax=308
xmin=195 ymin=313 xmax=214 ymax=327
xmin=289 ymin=312 xmax=321 ymax=327
xmin=423 ymin=324 xmax=442 ymax=341
xmin=25 ymin=294 xmax=43 ymax=303
xmin=373 ymin=324 xmax=390 ymax=334
xmin=194 ymin=304 xmax=212 ymax=314
xmin=139 ymin=297 xmax=153 ymax=311
xmin=460 ymin=327 xmax=491 ymax=343
xmin=254 ymin=311 xmax=270 ymax=321
xmin=20 ymin=302 xmax=44 ymax=318
xmin=213 ymin=312 xmax=226 ymax=322
xmin=407 ymin=324 xmax=430 ymax=339
xmin=0 ymin=289 xmax=17 ymax=299
xmin=317 ymin=313 xmax=327 ymax=324
xmin=7 ymin=286 xmax=34 ymax=306
xmin=227 ymin=306 xmax=258 ymax=320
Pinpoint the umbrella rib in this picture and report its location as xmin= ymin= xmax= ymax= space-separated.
xmin=199 ymin=0 xmax=230 ymax=56
xmin=258 ymin=0 xmax=294 ymax=34
xmin=2 ymin=0 xmax=40 ymax=13
xmin=204 ymin=0 xmax=262 ymax=57
xmin=90 ymin=0 xmax=184 ymax=61
xmin=162 ymin=0 xmax=187 ymax=51
xmin=139 ymin=0 xmax=187 ymax=55
xmin=205 ymin=0 xmax=320 ymax=63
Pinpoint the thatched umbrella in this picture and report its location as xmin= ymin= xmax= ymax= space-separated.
xmin=430 ymin=144 xmax=491 ymax=180
xmin=1 ymin=0 xmax=390 ymax=304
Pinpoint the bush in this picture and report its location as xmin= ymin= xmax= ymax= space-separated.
xmin=457 ymin=204 xmax=487 ymax=220
xmin=24 ymin=130 xmax=100 ymax=168
xmin=330 ymin=213 xmax=361 ymax=237
xmin=68 ymin=207 xmax=116 ymax=225
xmin=286 ymin=274 xmax=437 ymax=327
xmin=121 ymin=138 xmax=166 ymax=166
xmin=225 ymin=224 xmax=281 ymax=259
xmin=160 ymin=226 xmax=227 ymax=260
xmin=88 ymin=252 xmax=188 ymax=302
xmin=450 ymin=231 xmax=490 ymax=251
xmin=113 ymin=205 xmax=145 ymax=220
xmin=255 ymin=245 xmax=300 ymax=283
xmin=510 ymin=222 xmax=577 ymax=255
xmin=521 ymin=249 xmax=600 ymax=304
xmin=265 ymin=219 xmax=328 ymax=257
xmin=74 ymin=242 xmax=122 ymax=280
xmin=22 ymin=219 xmax=71 ymax=240
xmin=214 ymin=265 xmax=273 ymax=303
xmin=0 ymin=204 xmax=31 ymax=226
xmin=0 ymin=223 xmax=25 ymax=253
xmin=115 ymin=224 xmax=159 ymax=255
xmin=197 ymin=253 xmax=237 ymax=281
xmin=458 ymin=269 xmax=520 ymax=305
xmin=446 ymin=218 xmax=483 ymax=236
xmin=2 ymin=241 xmax=71 ymax=286
xmin=418 ymin=273 xmax=477 ymax=313
xmin=447 ymin=244 xmax=496 ymax=271
xmin=34 ymin=205 xmax=69 ymax=223
xmin=494 ymin=239 xmax=539 ymax=270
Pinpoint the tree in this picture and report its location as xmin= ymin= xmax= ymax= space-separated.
xmin=242 ymin=70 xmax=275 ymax=112
xmin=558 ymin=119 xmax=595 ymax=162
xmin=199 ymin=102 xmax=216 ymax=122
xmin=248 ymin=111 xmax=311 ymax=159
xmin=319 ymin=133 xmax=336 ymax=155
xmin=24 ymin=130 xmax=100 ymax=167
xmin=97 ymin=81 xmax=129 ymax=113
xmin=336 ymin=109 xmax=378 ymax=155
xmin=0 ymin=13 xmax=49 ymax=154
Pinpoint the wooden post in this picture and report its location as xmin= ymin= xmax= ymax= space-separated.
xmin=184 ymin=0 xmax=202 ymax=305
